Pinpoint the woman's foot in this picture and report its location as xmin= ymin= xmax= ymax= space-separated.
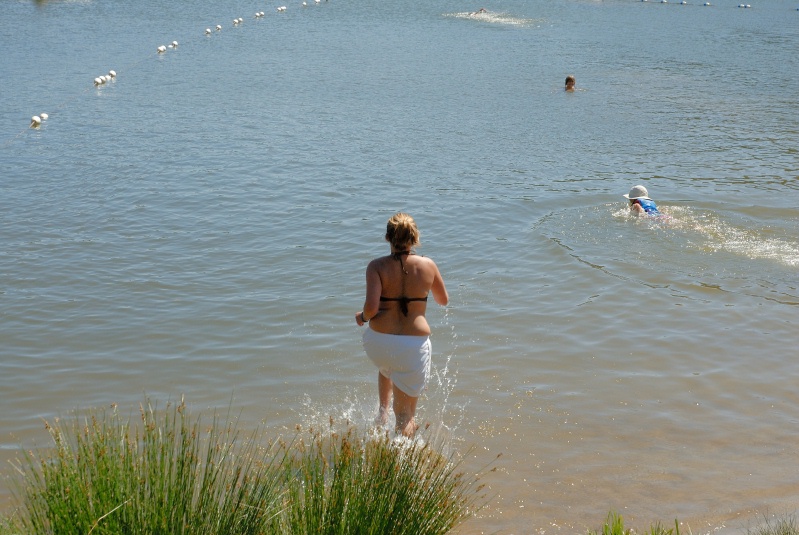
xmin=396 ymin=417 xmax=419 ymax=438
xmin=374 ymin=406 xmax=389 ymax=426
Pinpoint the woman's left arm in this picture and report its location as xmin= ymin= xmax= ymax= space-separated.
xmin=429 ymin=260 xmax=449 ymax=306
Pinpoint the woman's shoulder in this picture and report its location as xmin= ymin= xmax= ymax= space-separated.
xmin=368 ymin=252 xmax=437 ymax=269
xmin=367 ymin=255 xmax=393 ymax=269
xmin=412 ymin=254 xmax=440 ymax=270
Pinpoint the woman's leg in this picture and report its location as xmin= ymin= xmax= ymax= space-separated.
xmin=376 ymin=371 xmax=392 ymax=425
xmin=392 ymin=385 xmax=419 ymax=437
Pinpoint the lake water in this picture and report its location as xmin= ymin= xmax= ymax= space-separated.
xmin=1 ymin=0 xmax=798 ymax=532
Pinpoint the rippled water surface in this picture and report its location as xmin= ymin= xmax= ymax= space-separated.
xmin=1 ymin=0 xmax=798 ymax=532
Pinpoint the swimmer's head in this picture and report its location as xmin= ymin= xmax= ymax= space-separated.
xmin=386 ymin=212 xmax=420 ymax=250
xmin=565 ymin=75 xmax=576 ymax=89
xmin=623 ymin=185 xmax=651 ymax=200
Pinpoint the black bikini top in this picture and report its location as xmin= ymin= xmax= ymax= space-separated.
xmin=380 ymin=250 xmax=428 ymax=316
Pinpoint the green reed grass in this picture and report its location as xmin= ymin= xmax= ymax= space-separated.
xmin=0 ymin=399 xmax=487 ymax=535
xmin=279 ymin=423 xmax=487 ymax=534
xmin=747 ymin=515 xmax=799 ymax=535
xmin=7 ymin=399 xmax=285 ymax=534
xmin=587 ymin=511 xmax=799 ymax=535
xmin=7 ymin=400 xmax=793 ymax=535
xmin=588 ymin=511 xmax=682 ymax=535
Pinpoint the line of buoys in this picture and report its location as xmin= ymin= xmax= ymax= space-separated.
xmin=157 ymin=39 xmax=180 ymax=53
xmin=30 ymin=112 xmax=49 ymax=127
xmin=93 ymin=70 xmax=117 ymax=86
xmin=639 ymin=0 xmax=727 ymax=5
xmin=14 ymin=0 xmax=338 ymax=136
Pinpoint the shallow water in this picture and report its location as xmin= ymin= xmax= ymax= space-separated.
xmin=1 ymin=0 xmax=798 ymax=532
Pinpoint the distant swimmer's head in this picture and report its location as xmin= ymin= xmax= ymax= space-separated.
xmin=385 ymin=212 xmax=421 ymax=251
xmin=622 ymin=185 xmax=651 ymax=201
xmin=565 ymin=75 xmax=576 ymax=91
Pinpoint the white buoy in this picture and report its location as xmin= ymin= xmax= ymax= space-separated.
xmin=704 ymin=2 xmax=710 ymax=5
xmin=157 ymin=45 xmax=167 ymax=53
xmin=681 ymin=1 xmax=687 ymax=4
xmin=260 ymin=11 xmax=265 ymax=16
xmin=40 ymin=113 xmax=48 ymax=121
xmin=94 ymin=77 xmax=102 ymax=85
xmin=303 ymin=2 xmax=307 ymax=6
xmin=109 ymin=70 xmax=116 ymax=77
xmin=206 ymin=28 xmax=212 ymax=34
xmin=216 ymin=24 xmax=222 ymax=30
xmin=30 ymin=116 xmax=41 ymax=127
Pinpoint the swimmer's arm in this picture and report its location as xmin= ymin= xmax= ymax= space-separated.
xmin=630 ymin=203 xmax=645 ymax=215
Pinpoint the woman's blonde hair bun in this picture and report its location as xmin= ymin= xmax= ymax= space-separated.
xmin=385 ymin=212 xmax=420 ymax=250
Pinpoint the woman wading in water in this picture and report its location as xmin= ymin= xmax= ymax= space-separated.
xmin=355 ymin=213 xmax=449 ymax=437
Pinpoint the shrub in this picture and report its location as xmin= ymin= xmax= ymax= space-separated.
xmin=588 ymin=511 xmax=681 ymax=535
xmin=2 ymin=399 xmax=486 ymax=535
xmin=279 ymin=425 xmax=485 ymax=534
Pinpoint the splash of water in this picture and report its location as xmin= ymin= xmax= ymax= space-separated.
xmin=665 ymin=206 xmax=799 ymax=267
xmin=446 ymin=11 xmax=545 ymax=27
xmin=297 ymin=307 xmax=466 ymax=453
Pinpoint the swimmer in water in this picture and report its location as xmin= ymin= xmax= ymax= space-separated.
xmin=565 ymin=75 xmax=576 ymax=92
xmin=470 ymin=7 xmax=488 ymax=15
xmin=623 ymin=185 xmax=661 ymax=216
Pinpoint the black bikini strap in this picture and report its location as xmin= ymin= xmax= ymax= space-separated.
xmin=393 ymin=250 xmax=411 ymax=274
